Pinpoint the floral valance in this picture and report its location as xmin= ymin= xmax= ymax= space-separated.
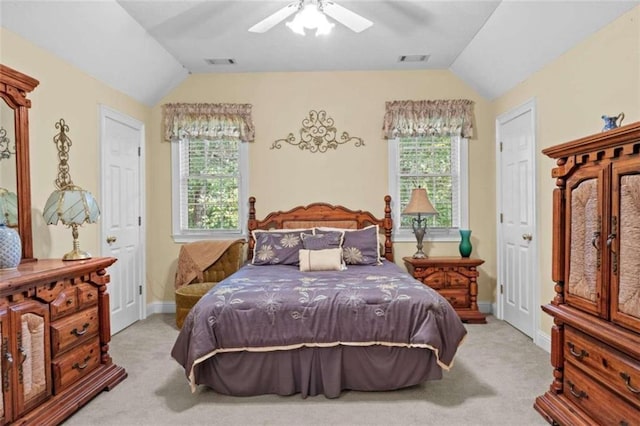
xmin=163 ymin=103 xmax=255 ymax=143
xmin=382 ymin=99 xmax=474 ymax=139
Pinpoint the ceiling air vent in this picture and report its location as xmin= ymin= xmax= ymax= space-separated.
xmin=205 ymin=58 xmax=236 ymax=65
xmin=398 ymin=55 xmax=429 ymax=63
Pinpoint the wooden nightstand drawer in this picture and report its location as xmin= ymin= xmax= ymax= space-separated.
xmin=51 ymin=306 xmax=99 ymax=358
xmin=446 ymin=271 xmax=470 ymax=289
xmin=52 ymin=337 xmax=101 ymax=394
xmin=439 ymin=289 xmax=470 ymax=309
xmin=422 ymin=271 xmax=446 ymax=289
xmin=564 ymin=362 xmax=639 ymax=426
xmin=565 ymin=326 xmax=640 ymax=408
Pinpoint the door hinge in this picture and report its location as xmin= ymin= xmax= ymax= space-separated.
xmin=138 ymin=216 xmax=141 ymax=226
xmin=138 ymin=146 xmax=141 ymax=156
xmin=139 ymin=285 xmax=142 ymax=295
xmin=499 ymin=142 xmax=503 ymax=152
xmin=500 ymin=284 xmax=504 ymax=294
xmin=500 ymin=213 xmax=503 ymax=223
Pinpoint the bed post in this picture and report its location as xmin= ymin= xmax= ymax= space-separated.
xmin=248 ymin=196 xmax=257 ymax=261
xmin=383 ymin=195 xmax=394 ymax=262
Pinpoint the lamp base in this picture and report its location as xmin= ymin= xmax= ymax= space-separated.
xmin=62 ymin=248 xmax=92 ymax=261
xmin=412 ymin=250 xmax=427 ymax=259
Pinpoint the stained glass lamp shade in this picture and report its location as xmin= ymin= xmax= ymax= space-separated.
xmin=43 ymin=185 xmax=100 ymax=260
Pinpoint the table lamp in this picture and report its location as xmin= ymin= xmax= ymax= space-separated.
xmin=43 ymin=119 xmax=100 ymax=260
xmin=402 ymin=187 xmax=438 ymax=258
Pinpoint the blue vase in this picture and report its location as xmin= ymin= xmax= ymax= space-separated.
xmin=459 ymin=229 xmax=472 ymax=258
xmin=0 ymin=224 xmax=21 ymax=269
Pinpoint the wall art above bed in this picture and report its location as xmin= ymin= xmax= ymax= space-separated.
xmin=271 ymin=109 xmax=364 ymax=153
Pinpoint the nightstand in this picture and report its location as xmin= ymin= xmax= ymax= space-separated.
xmin=403 ymin=256 xmax=486 ymax=324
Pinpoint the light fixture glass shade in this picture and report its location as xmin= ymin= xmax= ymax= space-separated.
xmin=286 ymin=3 xmax=334 ymax=36
xmin=43 ymin=185 xmax=100 ymax=260
xmin=0 ymin=187 xmax=18 ymax=226
xmin=403 ymin=187 xmax=437 ymax=216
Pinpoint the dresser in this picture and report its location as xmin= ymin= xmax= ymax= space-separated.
xmin=534 ymin=122 xmax=640 ymax=425
xmin=0 ymin=258 xmax=126 ymax=425
xmin=403 ymin=256 xmax=486 ymax=323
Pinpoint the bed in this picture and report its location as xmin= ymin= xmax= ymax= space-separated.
xmin=171 ymin=196 xmax=467 ymax=398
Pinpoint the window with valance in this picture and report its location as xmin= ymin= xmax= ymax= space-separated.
xmin=164 ymin=103 xmax=253 ymax=241
xmin=385 ymin=99 xmax=474 ymax=241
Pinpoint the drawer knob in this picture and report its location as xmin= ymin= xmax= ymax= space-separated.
xmin=71 ymin=323 xmax=90 ymax=337
xmin=567 ymin=342 xmax=588 ymax=360
xmin=620 ymin=372 xmax=640 ymax=394
xmin=567 ymin=381 xmax=588 ymax=399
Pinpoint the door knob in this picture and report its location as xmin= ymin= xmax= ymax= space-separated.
xmin=522 ymin=233 xmax=533 ymax=241
xmin=106 ymin=236 xmax=117 ymax=244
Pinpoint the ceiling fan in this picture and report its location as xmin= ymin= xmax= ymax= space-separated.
xmin=248 ymin=0 xmax=373 ymax=36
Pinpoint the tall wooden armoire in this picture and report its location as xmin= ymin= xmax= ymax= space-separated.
xmin=535 ymin=122 xmax=640 ymax=424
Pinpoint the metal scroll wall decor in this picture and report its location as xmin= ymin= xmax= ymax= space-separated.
xmin=271 ymin=110 xmax=364 ymax=153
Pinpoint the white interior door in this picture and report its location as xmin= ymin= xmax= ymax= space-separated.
xmin=100 ymin=106 xmax=145 ymax=334
xmin=497 ymin=100 xmax=537 ymax=339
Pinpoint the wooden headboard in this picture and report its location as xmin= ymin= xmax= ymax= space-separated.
xmin=247 ymin=196 xmax=393 ymax=262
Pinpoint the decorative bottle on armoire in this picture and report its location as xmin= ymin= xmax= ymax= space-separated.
xmin=534 ymin=122 xmax=640 ymax=425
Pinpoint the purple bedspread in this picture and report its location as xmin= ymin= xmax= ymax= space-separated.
xmin=172 ymin=260 xmax=467 ymax=391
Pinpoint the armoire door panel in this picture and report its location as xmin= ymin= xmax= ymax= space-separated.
xmin=565 ymin=165 xmax=609 ymax=318
xmin=611 ymin=158 xmax=640 ymax=333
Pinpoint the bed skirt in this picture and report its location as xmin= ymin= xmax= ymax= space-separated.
xmin=192 ymin=345 xmax=442 ymax=398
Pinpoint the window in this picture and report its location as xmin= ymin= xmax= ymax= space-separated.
xmin=171 ymin=136 xmax=248 ymax=242
xmin=388 ymin=135 xmax=468 ymax=241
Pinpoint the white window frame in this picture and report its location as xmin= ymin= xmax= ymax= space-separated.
xmin=171 ymin=138 xmax=249 ymax=242
xmin=388 ymin=136 xmax=469 ymax=242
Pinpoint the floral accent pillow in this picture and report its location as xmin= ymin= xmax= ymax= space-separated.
xmin=317 ymin=225 xmax=382 ymax=266
xmin=301 ymin=231 xmax=343 ymax=250
xmin=252 ymin=229 xmax=312 ymax=265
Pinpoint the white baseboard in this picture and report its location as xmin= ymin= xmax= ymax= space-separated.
xmin=146 ymin=301 xmax=176 ymax=315
xmin=478 ymin=301 xmax=493 ymax=314
xmin=536 ymin=330 xmax=551 ymax=353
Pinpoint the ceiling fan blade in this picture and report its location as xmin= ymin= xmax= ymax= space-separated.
xmin=322 ymin=1 xmax=373 ymax=33
xmin=248 ymin=1 xmax=301 ymax=33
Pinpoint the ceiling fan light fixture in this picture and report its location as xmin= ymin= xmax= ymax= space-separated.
xmin=286 ymin=3 xmax=335 ymax=36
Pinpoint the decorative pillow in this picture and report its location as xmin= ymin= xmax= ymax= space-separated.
xmin=318 ymin=225 xmax=382 ymax=266
xmin=299 ymin=248 xmax=344 ymax=272
xmin=252 ymin=229 xmax=312 ymax=265
xmin=301 ymin=231 xmax=343 ymax=250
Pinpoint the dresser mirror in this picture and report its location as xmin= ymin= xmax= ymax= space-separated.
xmin=0 ymin=64 xmax=39 ymax=261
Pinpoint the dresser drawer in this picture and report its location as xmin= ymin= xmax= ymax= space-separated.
xmin=52 ymin=337 xmax=101 ymax=394
xmin=50 ymin=287 xmax=78 ymax=321
xmin=77 ymin=283 xmax=98 ymax=309
xmin=439 ymin=290 xmax=470 ymax=309
xmin=565 ymin=326 xmax=640 ymax=407
xmin=50 ymin=306 xmax=99 ymax=358
xmin=564 ymin=362 xmax=639 ymax=425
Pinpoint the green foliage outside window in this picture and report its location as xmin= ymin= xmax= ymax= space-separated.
xmin=183 ymin=138 xmax=240 ymax=231
xmin=398 ymin=136 xmax=457 ymax=229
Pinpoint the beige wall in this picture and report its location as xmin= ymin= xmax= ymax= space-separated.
xmin=0 ymin=28 xmax=151 ymax=259
xmin=148 ymin=71 xmax=496 ymax=303
xmin=493 ymin=6 xmax=640 ymax=334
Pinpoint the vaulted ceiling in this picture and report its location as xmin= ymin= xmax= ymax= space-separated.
xmin=1 ymin=1 xmax=637 ymax=106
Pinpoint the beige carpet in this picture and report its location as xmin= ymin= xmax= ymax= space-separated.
xmin=63 ymin=314 xmax=550 ymax=426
